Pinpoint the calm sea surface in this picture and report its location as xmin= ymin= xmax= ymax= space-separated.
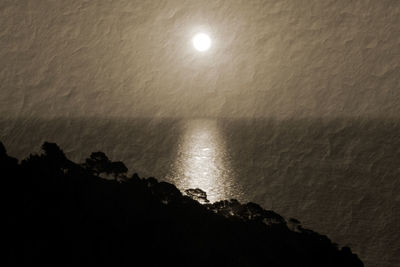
xmin=1 ymin=117 xmax=399 ymax=267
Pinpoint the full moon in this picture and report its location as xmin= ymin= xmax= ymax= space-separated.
xmin=192 ymin=33 xmax=211 ymax=52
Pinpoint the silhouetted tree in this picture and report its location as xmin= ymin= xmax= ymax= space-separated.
xmin=185 ymin=188 xmax=209 ymax=203
xmin=131 ymin=173 xmax=140 ymax=180
xmin=0 ymin=141 xmax=7 ymax=157
xmin=288 ymin=218 xmax=302 ymax=231
xmin=0 ymin=141 xmax=18 ymax=169
xmin=2 ymin=141 xmax=364 ymax=267
xmin=84 ymin=151 xmax=112 ymax=175
xmin=153 ymin=181 xmax=182 ymax=204
xmin=109 ymin=161 xmax=128 ymax=180
xmin=146 ymin=177 xmax=158 ymax=187
xmin=42 ymin=142 xmax=66 ymax=159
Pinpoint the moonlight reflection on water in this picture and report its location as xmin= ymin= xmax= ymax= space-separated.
xmin=167 ymin=119 xmax=239 ymax=202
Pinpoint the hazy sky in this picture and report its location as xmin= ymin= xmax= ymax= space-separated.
xmin=1 ymin=0 xmax=399 ymax=118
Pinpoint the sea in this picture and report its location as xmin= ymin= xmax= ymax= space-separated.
xmin=1 ymin=117 xmax=399 ymax=267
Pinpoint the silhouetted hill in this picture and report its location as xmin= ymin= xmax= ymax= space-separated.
xmin=2 ymin=141 xmax=363 ymax=266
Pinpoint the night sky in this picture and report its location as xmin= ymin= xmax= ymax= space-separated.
xmin=1 ymin=0 xmax=399 ymax=118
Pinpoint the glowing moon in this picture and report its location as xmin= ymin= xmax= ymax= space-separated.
xmin=192 ymin=33 xmax=211 ymax=52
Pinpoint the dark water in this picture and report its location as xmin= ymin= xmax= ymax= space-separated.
xmin=1 ymin=117 xmax=399 ymax=267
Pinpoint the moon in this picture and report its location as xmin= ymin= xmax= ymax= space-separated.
xmin=192 ymin=33 xmax=211 ymax=52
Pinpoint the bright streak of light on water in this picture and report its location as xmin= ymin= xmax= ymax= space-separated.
xmin=167 ymin=119 xmax=238 ymax=202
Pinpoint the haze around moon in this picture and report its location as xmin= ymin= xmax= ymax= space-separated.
xmin=0 ymin=1 xmax=399 ymax=119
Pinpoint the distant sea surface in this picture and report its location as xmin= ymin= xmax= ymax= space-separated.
xmin=1 ymin=117 xmax=399 ymax=267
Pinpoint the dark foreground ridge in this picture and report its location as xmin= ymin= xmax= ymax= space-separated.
xmin=2 ymin=141 xmax=363 ymax=266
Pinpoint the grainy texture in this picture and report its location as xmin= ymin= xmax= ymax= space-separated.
xmin=1 ymin=0 xmax=399 ymax=118
xmin=1 ymin=1 xmax=400 ymax=267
